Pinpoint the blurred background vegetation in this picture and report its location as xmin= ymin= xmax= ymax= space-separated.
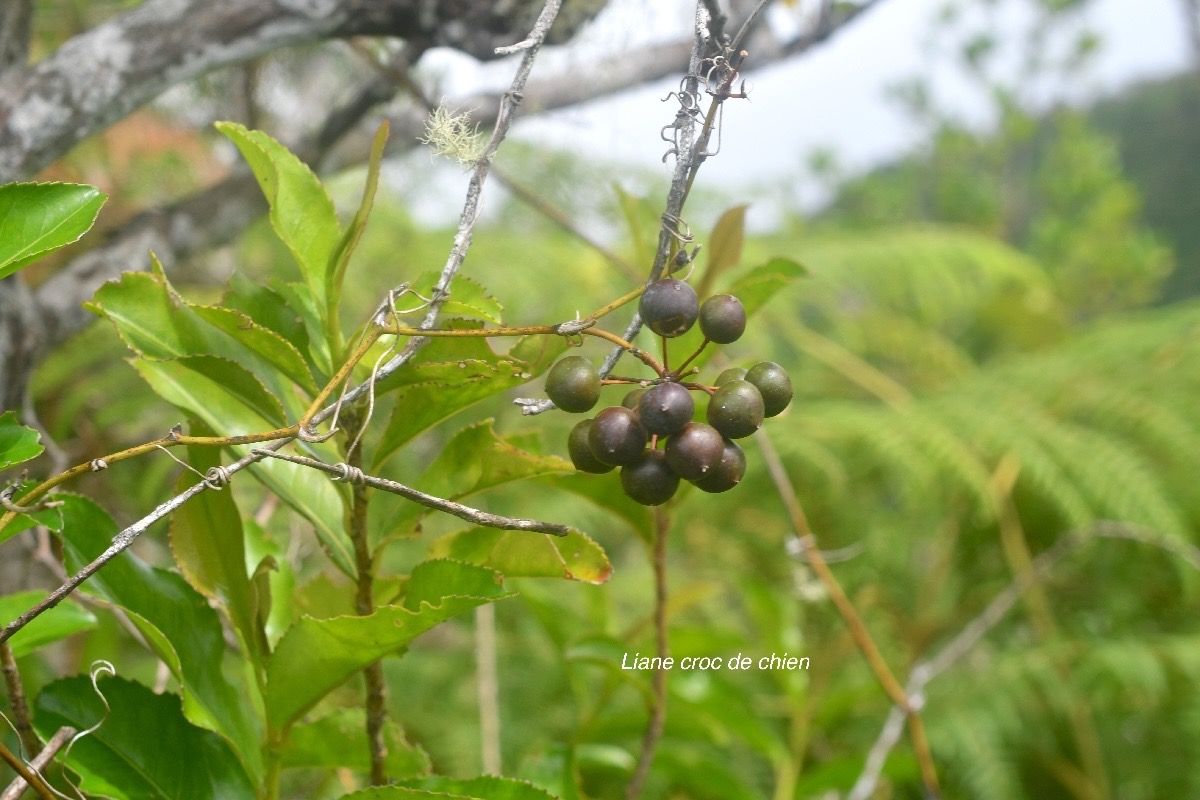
xmin=6 ymin=0 xmax=1200 ymax=798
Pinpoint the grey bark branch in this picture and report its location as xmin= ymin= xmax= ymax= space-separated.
xmin=0 ymin=0 xmax=572 ymax=183
xmin=0 ymin=0 xmax=32 ymax=76
xmin=9 ymin=0 xmax=886 ymax=413
xmin=0 ymin=2 xmax=565 ymax=646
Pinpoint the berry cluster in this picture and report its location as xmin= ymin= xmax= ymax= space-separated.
xmin=544 ymin=278 xmax=792 ymax=506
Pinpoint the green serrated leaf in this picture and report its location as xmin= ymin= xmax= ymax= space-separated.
xmin=226 ymin=274 xmax=314 ymax=362
xmin=697 ymin=204 xmax=748 ymax=297
xmin=284 ymin=708 xmax=430 ymax=777
xmin=134 ymin=355 xmax=286 ymax=428
xmin=337 ymin=791 xmax=460 ymax=800
xmin=57 ymin=495 xmax=262 ymax=779
xmin=328 ymin=122 xmax=389 ymax=332
xmin=430 ymin=527 xmax=611 ymax=584
xmin=264 ymin=560 xmax=513 ymax=733
xmin=400 ymin=776 xmax=559 ymax=800
xmin=192 ymin=304 xmax=317 ymax=392
xmin=127 ymin=357 xmax=353 ymax=574
xmin=0 ymin=591 xmax=96 ymax=658
xmin=88 ymin=265 xmax=315 ymax=395
xmin=87 ymin=269 xmax=211 ymax=359
xmin=371 ymin=421 xmax=572 ymax=548
xmin=215 ymin=122 xmax=342 ymax=326
xmin=408 ymin=272 xmax=504 ymax=324
xmin=272 ymin=279 xmax=333 ymax=376
xmin=33 ymin=676 xmax=255 ymax=800
xmin=509 ymin=333 xmax=570 ymax=376
xmin=552 ymin=472 xmax=653 ymax=543
xmin=516 ymin=744 xmax=584 ymax=800
xmin=0 ymin=490 xmax=63 ymax=546
xmin=0 ymin=182 xmax=106 ymax=278
xmin=169 ymin=434 xmax=268 ymax=668
xmin=725 ymin=256 xmax=807 ymax=313
xmin=0 ymin=410 xmax=42 ymax=469
xmin=373 ymin=369 xmax=526 ymax=469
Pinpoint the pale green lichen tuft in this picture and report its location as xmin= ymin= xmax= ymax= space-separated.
xmin=420 ymin=106 xmax=487 ymax=168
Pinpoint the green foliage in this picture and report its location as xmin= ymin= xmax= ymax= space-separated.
xmin=0 ymin=182 xmax=106 ymax=279
xmin=0 ymin=591 xmax=96 ymax=658
xmin=0 ymin=410 xmax=42 ymax=470
xmin=265 ymin=560 xmax=513 ymax=734
xmin=7 ymin=68 xmax=1198 ymax=800
xmin=33 ymin=675 xmax=255 ymax=799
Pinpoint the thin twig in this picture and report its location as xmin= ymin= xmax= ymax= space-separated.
xmin=254 ymin=450 xmax=569 ymax=536
xmin=847 ymin=531 xmax=1083 ymax=800
xmin=755 ymin=429 xmax=941 ymax=797
xmin=0 ymin=740 xmax=53 ymax=800
xmin=626 ymin=505 xmax=671 ymax=799
xmin=0 ymin=643 xmax=39 ymax=758
xmin=848 ymin=517 xmax=1196 ymax=799
xmin=475 ymin=603 xmax=502 ymax=775
xmin=343 ymin=415 xmax=389 ymax=786
xmin=0 ymin=726 xmax=75 ymax=800
xmin=517 ymin=0 xmax=714 ymax=417
xmin=0 ymin=3 xmax=565 ymax=646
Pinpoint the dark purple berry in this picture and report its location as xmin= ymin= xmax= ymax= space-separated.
xmin=620 ymin=450 xmax=680 ymax=506
xmin=693 ymin=439 xmax=746 ymax=493
xmin=664 ymin=422 xmax=725 ymax=481
xmin=637 ymin=382 xmax=695 ymax=437
xmin=639 ymin=278 xmax=699 ymax=338
xmin=587 ymin=406 xmax=648 ymax=466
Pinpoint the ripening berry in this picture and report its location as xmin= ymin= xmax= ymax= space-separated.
xmin=698 ymin=294 xmax=746 ymax=344
xmin=545 ymin=356 xmax=601 ymax=413
xmin=745 ymin=361 xmax=793 ymax=417
xmin=706 ymin=379 xmax=764 ymax=439
xmin=567 ymin=419 xmax=615 ymax=474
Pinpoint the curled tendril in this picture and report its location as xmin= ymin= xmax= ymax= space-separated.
xmin=330 ymin=463 xmax=368 ymax=485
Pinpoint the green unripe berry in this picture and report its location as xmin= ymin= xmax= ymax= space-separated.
xmin=567 ymin=419 xmax=615 ymax=474
xmin=545 ymin=356 xmax=601 ymax=413
xmin=638 ymin=382 xmax=694 ymax=436
xmin=698 ymin=294 xmax=746 ymax=344
xmin=620 ymin=450 xmax=680 ymax=506
xmin=621 ymin=388 xmax=648 ymax=410
xmin=715 ymin=367 xmax=747 ymax=386
xmin=745 ymin=361 xmax=793 ymax=417
xmin=693 ymin=439 xmax=746 ymax=493
xmin=639 ymin=278 xmax=699 ymax=338
xmin=706 ymin=379 xmax=764 ymax=439
xmin=588 ymin=406 xmax=648 ymax=466
xmin=664 ymin=422 xmax=725 ymax=481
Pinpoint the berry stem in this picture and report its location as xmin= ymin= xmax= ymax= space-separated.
xmin=672 ymin=339 xmax=709 ymax=377
xmin=581 ymin=328 xmax=666 ymax=376
xmin=680 ymin=381 xmax=717 ymax=396
xmin=627 ymin=506 xmax=671 ymax=800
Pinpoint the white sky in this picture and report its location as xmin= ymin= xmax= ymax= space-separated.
xmin=515 ymin=0 xmax=1189 ymax=196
